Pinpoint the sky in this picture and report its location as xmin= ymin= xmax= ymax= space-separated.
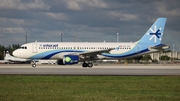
xmin=0 ymin=0 xmax=180 ymax=51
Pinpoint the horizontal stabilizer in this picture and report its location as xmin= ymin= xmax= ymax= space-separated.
xmin=148 ymin=44 xmax=170 ymax=51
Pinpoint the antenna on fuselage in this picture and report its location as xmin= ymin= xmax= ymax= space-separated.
xmin=25 ymin=35 xmax=27 ymax=43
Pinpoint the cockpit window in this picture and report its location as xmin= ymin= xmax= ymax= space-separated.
xmin=19 ymin=46 xmax=27 ymax=49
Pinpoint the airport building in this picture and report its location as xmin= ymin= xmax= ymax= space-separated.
xmin=150 ymin=51 xmax=180 ymax=60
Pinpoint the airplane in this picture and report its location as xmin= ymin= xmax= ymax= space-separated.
xmin=12 ymin=18 xmax=169 ymax=68
xmin=0 ymin=60 xmax=12 ymax=64
xmin=4 ymin=51 xmax=31 ymax=64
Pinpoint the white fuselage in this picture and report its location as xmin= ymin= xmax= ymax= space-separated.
xmin=12 ymin=41 xmax=154 ymax=60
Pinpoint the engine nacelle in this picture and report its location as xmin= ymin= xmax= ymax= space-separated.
xmin=57 ymin=55 xmax=79 ymax=65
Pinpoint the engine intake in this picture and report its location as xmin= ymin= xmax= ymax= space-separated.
xmin=57 ymin=55 xmax=79 ymax=65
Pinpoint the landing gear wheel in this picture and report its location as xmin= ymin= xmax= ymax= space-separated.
xmin=88 ymin=63 xmax=93 ymax=68
xmin=31 ymin=60 xmax=37 ymax=68
xmin=82 ymin=61 xmax=93 ymax=68
xmin=82 ymin=62 xmax=88 ymax=67
xmin=32 ymin=64 xmax=36 ymax=68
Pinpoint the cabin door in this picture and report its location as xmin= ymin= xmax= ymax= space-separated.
xmin=32 ymin=43 xmax=37 ymax=53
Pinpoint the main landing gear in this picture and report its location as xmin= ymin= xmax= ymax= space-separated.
xmin=82 ymin=61 xmax=93 ymax=68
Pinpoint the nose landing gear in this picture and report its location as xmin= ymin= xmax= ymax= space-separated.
xmin=32 ymin=63 xmax=36 ymax=67
xmin=31 ymin=60 xmax=36 ymax=68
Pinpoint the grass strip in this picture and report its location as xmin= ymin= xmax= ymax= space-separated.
xmin=0 ymin=76 xmax=179 ymax=101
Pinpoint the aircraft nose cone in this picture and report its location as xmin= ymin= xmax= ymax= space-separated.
xmin=12 ymin=50 xmax=20 ymax=57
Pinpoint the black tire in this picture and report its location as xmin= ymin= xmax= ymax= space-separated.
xmin=82 ymin=63 xmax=88 ymax=67
xmin=32 ymin=64 xmax=36 ymax=68
xmin=88 ymin=63 xmax=93 ymax=68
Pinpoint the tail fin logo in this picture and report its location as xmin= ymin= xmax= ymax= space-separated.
xmin=147 ymin=25 xmax=162 ymax=43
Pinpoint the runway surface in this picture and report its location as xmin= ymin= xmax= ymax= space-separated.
xmin=0 ymin=64 xmax=180 ymax=75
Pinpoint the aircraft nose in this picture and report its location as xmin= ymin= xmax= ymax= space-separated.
xmin=12 ymin=50 xmax=20 ymax=57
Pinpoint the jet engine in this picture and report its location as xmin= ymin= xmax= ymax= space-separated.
xmin=57 ymin=55 xmax=79 ymax=65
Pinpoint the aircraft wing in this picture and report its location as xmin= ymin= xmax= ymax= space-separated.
xmin=76 ymin=48 xmax=114 ymax=60
xmin=65 ymin=48 xmax=114 ymax=60
xmin=148 ymin=44 xmax=170 ymax=51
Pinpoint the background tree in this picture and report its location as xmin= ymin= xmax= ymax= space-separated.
xmin=0 ymin=44 xmax=20 ymax=59
xmin=141 ymin=54 xmax=152 ymax=63
xmin=159 ymin=55 xmax=170 ymax=61
xmin=0 ymin=45 xmax=6 ymax=60
xmin=133 ymin=56 xmax=143 ymax=63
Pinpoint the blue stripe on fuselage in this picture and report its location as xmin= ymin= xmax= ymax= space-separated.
xmin=29 ymin=50 xmax=84 ymax=59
